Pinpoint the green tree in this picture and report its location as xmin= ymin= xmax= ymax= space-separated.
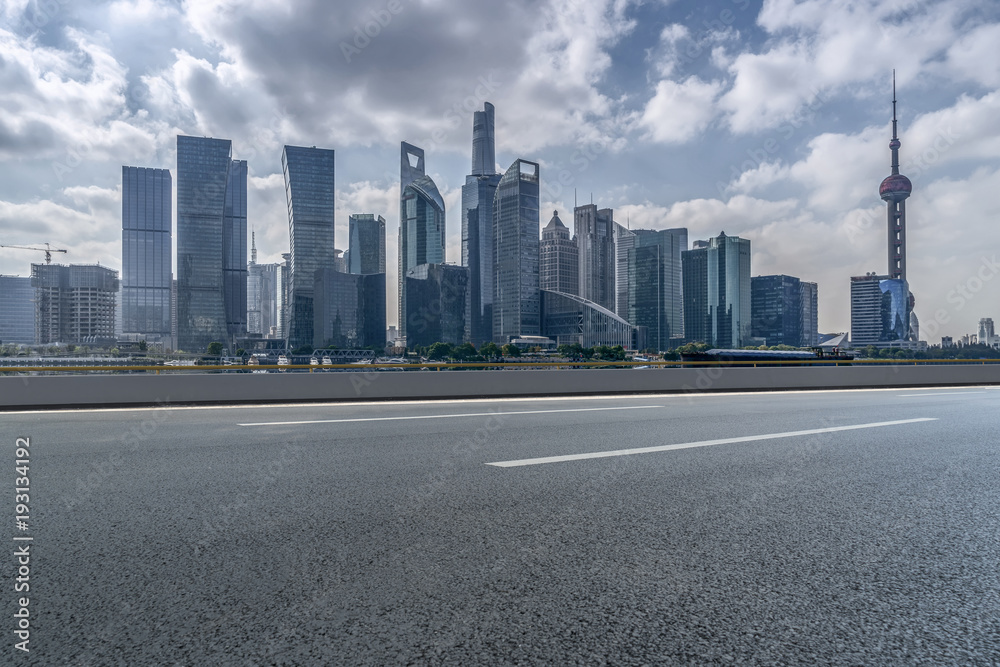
xmin=479 ymin=342 xmax=501 ymax=359
xmin=453 ymin=342 xmax=477 ymax=361
xmin=207 ymin=341 xmax=224 ymax=356
xmin=291 ymin=344 xmax=313 ymax=355
xmin=138 ymin=340 xmax=148 ymax=352
xmin=427 ymin=342 xmax=454 ymax=361
xmin=501 ymin=343 xmax=521 ymax=357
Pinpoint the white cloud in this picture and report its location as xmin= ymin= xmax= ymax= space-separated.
xmin=637 ymin=76 xmax=723 ymax=144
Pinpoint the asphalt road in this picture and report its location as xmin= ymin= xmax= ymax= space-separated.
xmin=5 ymin=387 xmax=1000 ymax=665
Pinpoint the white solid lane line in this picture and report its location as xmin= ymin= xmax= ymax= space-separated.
xmin=897 ymin=392 xmax=986 ymax=397
xmin=486 ymin=417 xmax=939 ymax=468
xmin=237 ymin=405 xmax=663 ymax=427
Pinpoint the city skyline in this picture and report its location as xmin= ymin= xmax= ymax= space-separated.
xmin=1 ymin=1 xmax=999 ymax=340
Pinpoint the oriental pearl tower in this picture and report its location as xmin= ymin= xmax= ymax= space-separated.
xmin=879 ymin=71 xmax=917 ymax=339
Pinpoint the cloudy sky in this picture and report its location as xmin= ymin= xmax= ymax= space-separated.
xmin=1 ymin=0 xmax=999 ymax=338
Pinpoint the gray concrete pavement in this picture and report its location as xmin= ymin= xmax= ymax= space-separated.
xmin=6 ymin=388 xmax=1000 ymax=664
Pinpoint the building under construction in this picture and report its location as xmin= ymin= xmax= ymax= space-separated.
xmin=31 ymin=264 xmax=120 ymax=345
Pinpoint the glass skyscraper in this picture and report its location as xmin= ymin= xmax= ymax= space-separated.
xmin=121 ymin=166 xmax=171 ymax=342
xmin=282 ymin=145 xmax=336 ymax=350
xmin=398 ymin=142 xmax=445 ymax=341
xmin=751 ymin=274 xmax=803 ymax=347
xmin=682 ymin=232 xmax=750 ymax=348
xmin=347 ymin=214 xmax=386 ymax=275
xmin=462 ymin=103 xmax=502 ymax=346
xmin=574 ymin=204 xmax=616 ymax=312
xmin=176 ymin=135 xmax=247 ymax=353
xmin=850 ymin=274 xmax=910 ymax=345
xmin=0 ymin=276 xmax=35 ymax=345
xmin=405 ymin=263 xmax=469 ymax=348
xmin=313 ymin=269 xmax=386 ymax=349
xmin=626 ymin=228 xmax=687 ymax=351
xmin=493 ymin=159 xmax=540 ymax=343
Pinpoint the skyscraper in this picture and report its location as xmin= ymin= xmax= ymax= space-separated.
xmin=405 ymin=263 xmax=469 ymax=348
xmin=614 ymin=223 xmax=635 ymax=320
xmin=627 ymin=228 xmax=687 ymax=351
xmin=540 ymin=211 xmax=578 ymax=295
xmin=176 ymin=135 xmax=246 ymax=353
xmin=399 ymin=141 xmax=445 ymax=341
xmin=347 ymin=214 xmax=386 ymax=275
xmin=574 ymin=204 xmax=615 ymax=312
xmin=493 ymin=159 xmax=540 ymax=342
xmin=282 ymin=145 xmax=336 ymax=350
xmin=682 ymin=232 xmax=751 ymax=348
xmin=800 ymin=281 xmax=818 ymax=346
xmin=247 ymin=232 xmax=281 ymax=337
xmin=313 ymin=269 xmax=386 ymax=349
xmin=0 ymin=276 xmax=35 ymax=345
xmin=751 ymin=275 xmax=802 ymax=347
xmin=121 ymin=166 xmax=171 ymax=343
xmin=462 ymin=103 xmax=503 ymax=346
xmin=850 ymin=273 xmax=909 ymax=345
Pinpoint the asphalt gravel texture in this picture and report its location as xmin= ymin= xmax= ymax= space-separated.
xmin=5 ymin=386 xmax=1000 ymax=665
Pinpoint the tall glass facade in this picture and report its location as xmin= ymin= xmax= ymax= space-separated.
xmin=574 ymin=204 xmax=616 ymax=312
xmin=682 ymin=233 xmax=750 ymax=347
xmin=0 ymin=276 xmax=35 ymax=345
xmin=750 ymin=275 xmax=803 ymax=347
xmin=398 ymin=142 xmax=445 ymax=340
xmin=283 ymin=145 xmax=336 ymax=350
xmin=706 ymin=233 xmax=751 ymax=348
xmin=313 ymin=269 xmax=386 ymax=349
xmin=347 ymin=214 xmax=386 ymax=275
xmin=626 ymin=228 xmax=687 ymax=351
xmin=176 ymin=135 xmax=246 ymax=353
xmin=614 ymin=223 xmax=635 ymax=320
xmin=492 ymin=159 xmax=540 ymax=343
xmin=462 ymin=103 xmax=502 ymax=346
xmin=850 ymin=274 xmax=910 ymax=345
xmin=801 ymin=281 xmax=819 ymax=346
xmin=121 ymin=166 xmax=171 ymax=340
xmin=405 ymin=263 xmax=469 ymax=348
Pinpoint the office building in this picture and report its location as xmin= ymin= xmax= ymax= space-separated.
xmin=313 ymin=269 xmax=385 ymax=349
xmin=800 ymin=281 xmax=818 ymax=347
xmin=399 ymin=141 xmax=446 ymax=341
xmin=540 ymin=290 xmax=637 ymax=349
xmin=462 ymin=103 xmax=503 ymax=346
xmin=31 ymin=264 xmax=119 ymax=345
xmin=405 ymin=263 xmax=469 ymax=348
xmin=626 ymin=228 xmax=687 ymax=351
xmin=347 ymin=214 xmax=386 ymax=275
xmin=283 ymin=145 xmax=336 ymax=350
xmin=614 ymin=223 xmax=635 ymax=320
xmin=979 ymin=318 xmax=995 ymax=344
xmin=574 ymin=203 xmax=615 ymax=311
xmin=176 ymin=135 xmax=247 ymax=353
xmin=850 ymin=273 xmax=910 ymax=345
xmin=751 ymin=275 xmax=803 ymax=347
xmin=247 ymin=232 xmax=281 ymax=337
xmin=0 ymin=276 xmax=35 ymax=345
xmin=121 ymin=166 xmax=172 ymax=343
xmin=540 ymin=211 xmax=578 ymax=295
xmin=682 ymin=232 xmax=751 ymax=347
xmin=493 ymin=159 xmax=540 ymax=343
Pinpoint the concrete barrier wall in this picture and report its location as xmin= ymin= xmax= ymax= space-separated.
xmin=1 ymin=365 xmax=999 ymax=409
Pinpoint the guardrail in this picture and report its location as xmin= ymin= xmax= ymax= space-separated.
xmin=2 ymin=361 xmax=999 ymax=409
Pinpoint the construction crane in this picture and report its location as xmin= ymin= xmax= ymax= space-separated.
xmin=0 ymin=242 xmax=68 ymax=264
